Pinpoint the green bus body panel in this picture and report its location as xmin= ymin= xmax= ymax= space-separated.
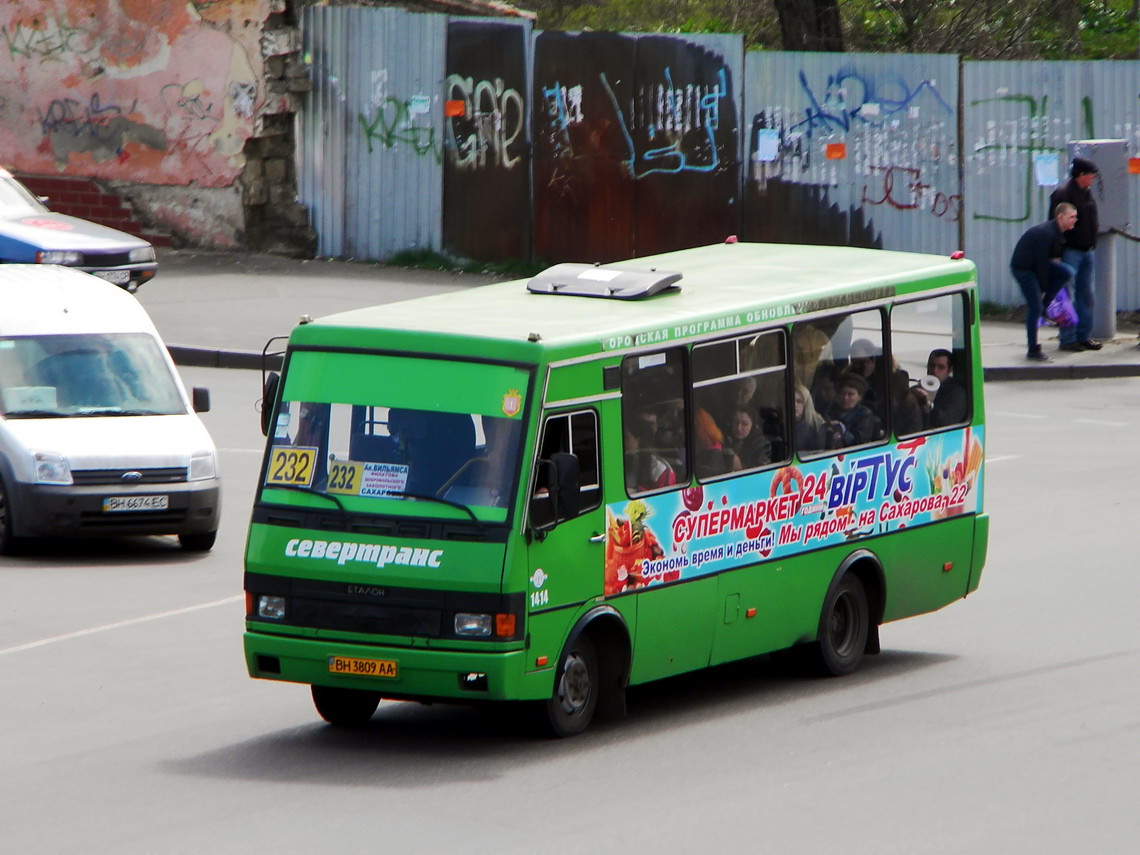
xmin=245 ymin=523 xmax=507 ymax=593
xmin=245 ymin=242 xmax=986 ymax=710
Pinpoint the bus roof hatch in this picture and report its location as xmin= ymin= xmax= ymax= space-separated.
xmin=526 ymin=264 xmax=682 ymax=300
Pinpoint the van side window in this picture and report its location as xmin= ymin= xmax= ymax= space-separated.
xmin=530 ymin=410 xmax=600 ymax=528
xmin=621 ymin=348 xmax=687 ymax=495
xmin=691 ymin=329 xmax=789 ymax=480
xmin=890 ymin=293 xmax=970 ymax=435
xmin=792 ymin=310 xmax=887 ymax=456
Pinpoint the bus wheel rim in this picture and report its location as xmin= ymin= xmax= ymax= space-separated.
xmin=558 ymin=651 xmax=591 ymax=715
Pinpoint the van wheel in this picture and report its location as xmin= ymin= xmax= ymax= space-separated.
xmin=0 ymin=475 xmax=25 ymax=556
xmin=179 ymin=530 xmax=217 ymax=552
xmin=311 ymin=685 xmax=382 ymax=726
xmin=812 ymin=573 xmax=870 ymax=676
xmin=544 ymin=633 xmax=599 ymax=737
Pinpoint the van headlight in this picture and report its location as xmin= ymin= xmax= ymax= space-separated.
xmin=33 ymin=451 xmax=72 ymax=484
xmin=129 ymin=246 xmax=156 ymax=263
xmin=35 ymin=250 xmax=83 ymax=266
xmin=188 ymin=451 xmax=217 ymax=481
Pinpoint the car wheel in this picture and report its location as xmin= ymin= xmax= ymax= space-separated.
xmin=812 ymin=573 xmax=870 ymax=676
xmin=178 ymin=530 xmax=217 ymax=552
xmin=311 ymin=685 xmax=382 ymax=726
xmin=544 ymin=633 xmax=599 ymax=737
xmin=0 ymin=474 xmax=26 ymax=556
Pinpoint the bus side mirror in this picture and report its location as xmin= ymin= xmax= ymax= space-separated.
xmin=191 ymin=386 xmax=210 ymax=413
xmin=550 ymin=452 xmax=581 ymax=520
xmin=531 ymin=452 xmax=581 ymax=533
xmin=260 ymin=371 xmax=280 ymax=436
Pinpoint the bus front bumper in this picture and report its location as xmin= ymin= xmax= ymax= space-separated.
xmin=244 ymin=630 xmax=548 ymax=703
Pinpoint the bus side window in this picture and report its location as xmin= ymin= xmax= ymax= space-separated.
xmin=691 ymin=329 xmax=789 ymax=480
xmin=889 ymin=293 xmax=971 ymax=436
xmin=530 ymin=410 xmax=601 ymax=528
xmin=792 ymin=311 xmax=886 ymax=454
xmin=621 ymin=348 xmax=688 ymax=495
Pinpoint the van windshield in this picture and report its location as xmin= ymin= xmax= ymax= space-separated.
xmin=0 ymin=333 xmax=186 ymax=417
xmin=262 ymin=351 xmax=531 ymax=522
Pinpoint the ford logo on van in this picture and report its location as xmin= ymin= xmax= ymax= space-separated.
xmin=121 ymin=471 xmax=144 ymax=482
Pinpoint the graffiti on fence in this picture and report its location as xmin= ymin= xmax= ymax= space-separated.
xmin=539 ymin=81 xmax=584 ymax=160
xmin=860 ymin=164 xmax=961 ymax=221
xmin=358 ymin=97 xmax=441 ymax=161
xmin=446 ymin=74 xmax=525 ymax=170
xmin=968 ymin=93 xmax=1094 ymax=223
xmin=788 ymin=68 xmax=952 ymax=139
xmin=609 ymin=65 xmax=730 ymax=178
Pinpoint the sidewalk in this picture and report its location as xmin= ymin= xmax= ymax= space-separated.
xmin=139 ymin=249 xmax=1140 ymax=380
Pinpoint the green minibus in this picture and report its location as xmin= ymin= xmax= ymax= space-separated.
xmin=244 ymin=240 xmax=987 ymax=736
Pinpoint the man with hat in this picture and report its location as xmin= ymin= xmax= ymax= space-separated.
xmin=1049 ymin=156 xmax=1103 ymax=352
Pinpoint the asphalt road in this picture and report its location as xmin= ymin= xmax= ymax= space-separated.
xmin=1 ymin=370 xmax=1136 ymax=854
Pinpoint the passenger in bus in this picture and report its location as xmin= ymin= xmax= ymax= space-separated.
xmin=793 ymin=382 xmax=828 ymax=455
xmin=889 ymin=368 xmax=925 ymax=436
xmin=693 ymin=407 xmax=741 ymax=478
xmin=923 ymin=348 xmax=968 ymax=427
xmin=824 ymin=373 xmax=883 ymax=448
xmin=847 ymin=338 xmax=885 ymax=414
xmin=624 ymin=408 xmax=678 ymax=492
xmin=726 ymin=406 xmax=772 ymax=470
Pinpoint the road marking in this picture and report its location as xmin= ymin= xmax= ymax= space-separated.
xmin=991 ymin=411 xmax=1046 ymax=419
xmin=0 ymin=595 xmax=243 ymax=658
xmin=1072 ymin=418 xmax=1128 ymax=427
xmin=985 ymin=454 xmax=1019 ymax=463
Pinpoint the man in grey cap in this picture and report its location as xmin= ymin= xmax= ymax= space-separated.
xmin=1049 ymin=156 xmax=1103 ymax=351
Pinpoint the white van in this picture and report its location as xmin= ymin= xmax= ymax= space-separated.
xmin=0 ymin=265 xmax=220 ymax=553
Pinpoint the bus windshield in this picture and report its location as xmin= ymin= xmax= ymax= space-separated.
xmin=261 ymin=351 xmax=530 ymax=522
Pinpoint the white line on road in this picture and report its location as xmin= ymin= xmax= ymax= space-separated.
xmin=1072 ymin=418 xmax=1128 ymax=427
xmin=990 ymin=412 xmax=1046 ymax=419
xmin=0 ymin=595 xmax=243 ymax=658
xmin=985 ymin=455 xmax=1019 ymax=463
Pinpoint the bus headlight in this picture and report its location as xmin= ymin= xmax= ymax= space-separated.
xmin=33 ymin=451 xmax=72 ymax=484
xmin=454 ymin=613 xmax=493 ymax=637
xmin=257 ymin=596 xmax=286 ymax=620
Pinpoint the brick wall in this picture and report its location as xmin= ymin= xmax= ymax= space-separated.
xmin=15 ymin=174 xmax=173 ymax=247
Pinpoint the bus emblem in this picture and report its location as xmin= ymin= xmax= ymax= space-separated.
xmin=502 ymin=389 xmax=522 ymax=417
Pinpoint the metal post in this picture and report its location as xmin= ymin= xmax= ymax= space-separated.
xmin=1093 ymin=232 xmax=1117 ymax=340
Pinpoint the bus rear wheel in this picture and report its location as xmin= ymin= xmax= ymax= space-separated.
xmin=544 ymin=633 xmax=599 ymax=737
xmin=311 ymin=685 xmax=382 ymax=726
xmin=812 ymin=573 xmax=870 ymax=676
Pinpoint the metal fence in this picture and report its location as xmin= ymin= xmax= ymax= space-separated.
xmin=298 ymin=6 xmax=1140 ymax=309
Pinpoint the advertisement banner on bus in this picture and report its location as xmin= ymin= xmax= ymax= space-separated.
xmin=604 ymin=427 xmax=983 ymax=595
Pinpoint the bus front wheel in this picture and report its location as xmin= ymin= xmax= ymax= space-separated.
xmin=544 ymin=633 xmax=599 ymax=737
xmin=812 ymin=573 xmax=870 ymax=676
xmin=311 ymin=685 xmax=382 ymax=726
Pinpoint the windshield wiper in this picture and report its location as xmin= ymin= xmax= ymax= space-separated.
xmin=2 ymin=409 xmax=68 ymax=419
xmin=262 ymin=483 xmax=348 ymax=515
xmin=387 ymin=491 xmax=480 ymax=523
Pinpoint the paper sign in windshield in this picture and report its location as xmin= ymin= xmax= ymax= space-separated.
xmin=359 ymin=462 xmax=410 ymax=497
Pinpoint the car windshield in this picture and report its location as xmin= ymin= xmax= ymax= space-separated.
xmin=262 ymin=351 xmax=531 ymax=523
xmin=0 ymin=333 xmax=186 ymax=417
xmin=0 ymin=171 xmax=49 ymax=216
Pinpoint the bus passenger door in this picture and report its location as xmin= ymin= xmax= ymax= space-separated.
xmin=525 ymin=409 xmax=609 ymax=665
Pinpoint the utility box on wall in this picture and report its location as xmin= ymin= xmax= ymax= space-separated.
xmin=1067 ymin=139 xmax=1130 ymax=230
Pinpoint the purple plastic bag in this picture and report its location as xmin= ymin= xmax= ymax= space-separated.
xmin=1040 ymin=287 xmax=1078 ymax=327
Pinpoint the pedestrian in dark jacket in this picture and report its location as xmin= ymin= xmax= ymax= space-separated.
xmin=1049 ymin=156 xmax=1102 ymax=352
xmin=1010 ymin=203 xmax=1077 ymax=362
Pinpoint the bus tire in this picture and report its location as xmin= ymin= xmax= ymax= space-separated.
xmin=544 ymin=633 xmax=599 ymax=737
xmin=311 ymin=685 xmax=382 ymax=726
xmin=811 ymin=573 xmax=869 ymax=676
